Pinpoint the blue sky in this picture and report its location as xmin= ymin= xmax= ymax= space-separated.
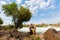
xmin=0 ymin=0 xmax=60 ymax=25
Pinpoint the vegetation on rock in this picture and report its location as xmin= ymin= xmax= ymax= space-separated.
xmin=0 ymin=18 xmax=3 ymax=26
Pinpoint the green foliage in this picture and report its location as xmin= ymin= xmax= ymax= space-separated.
xmin=36 ymin=24 xmax=40 ymax=27
xmin=30 ymin=35 xmax=41 ymax=40
xmin=3 ymin=25 xmax=14 ymax=29
xmin=34 ymin=23 xmax=48 ymax=27
xmin=0 ymin=18 xmax=3 ymax=25
xmin=23 ymin=24 xmax=48 ymax=27
xmin=38 ymin=23 xmax=48 ymax=27
xmin=35 ymin=37 xmax=41 ymax=40
xmin=23 ymin=24 xmax=29 ymax=27
xmin=2 ymin=2 xmax=17 ymax=16
xmin=19 ymin=6 xmax=31 ymax=22
xmin=49 ymin=24 xmax=53 ymax=26
xmin=2 ymin=2 xmax=32 ymax=29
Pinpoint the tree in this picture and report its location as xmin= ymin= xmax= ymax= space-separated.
xmin=0 ymin=18 xmax=3 ymax=26
xmin=2 ymin=2 xmax=32 ymax=29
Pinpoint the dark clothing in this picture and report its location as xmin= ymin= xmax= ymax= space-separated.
xmin=29 ymin=25 xmax=36 ymax=35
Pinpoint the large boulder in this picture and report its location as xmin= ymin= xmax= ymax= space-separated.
xmin=44 ymin=28 xmax=60 ymax=40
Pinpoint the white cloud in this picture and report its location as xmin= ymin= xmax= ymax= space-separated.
xmin=0 ymin=1 xmax=12 ymax=25
xmin=0 ymin=1 xmax=7 ymax=12
xmin=25 ymin=17 xmax=60 ymax=24
xmin=0 ymin=1 xmax=7 ymax=13
xmin=39 ymin=17 xmax=60 ymax=24
xmin=21 ymin=4 xmax=26 ymax=7
xmin=40 ymin=2 xmax=48 ymax=9
xmin=0 ymin=12 xmax=13 ymax=25
xmin=0 ymin=1 xmax=6 ymax=10
xmin=0 ymin=1 xmax=7 ymax=5
xmin=40 ymin=14 xmax=45 ymax=16
xmin=16 ymin=0 xmax=22 ymax=4
xmin=24 ymin=0 xmax=55 ymax=13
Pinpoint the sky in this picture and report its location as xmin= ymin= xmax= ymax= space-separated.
xmin=0 ymin=0 xmax=60 ymax=25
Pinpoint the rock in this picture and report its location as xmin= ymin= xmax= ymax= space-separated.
xmin=9 ymin=37 xmax=17 ymax=40
xmin=44 ymin=28 xmax=60 ymax=40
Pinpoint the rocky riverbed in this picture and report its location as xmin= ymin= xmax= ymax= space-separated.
xmin=0 ymin=28 xmax=60 ymax=40
xmin=0 ymin=29 xmax=45 ymax=40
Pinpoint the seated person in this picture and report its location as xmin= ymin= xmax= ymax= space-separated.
xmin=29 ymin=24 xmax=36 ymax=34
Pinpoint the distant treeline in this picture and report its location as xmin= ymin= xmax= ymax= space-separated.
xmin=0 ymin=23 xmax=60 ymax=30
xmin=0 ymin=25 xmax=15 ymax=30
xmin=49 ymin=23 xmax=60 ymax=27
xmin=23 ymin=23 xmax=60 ymax=27
xmin=23 ymin=23 xmax=48 ymax=27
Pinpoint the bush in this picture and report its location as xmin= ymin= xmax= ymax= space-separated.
xmin=35 ymin=37 xmax=41 ymax=40
xmin=30 ymin=35 xmax=41 ymax=40
xmin=2 ymin=25 xmax=14 ymax=29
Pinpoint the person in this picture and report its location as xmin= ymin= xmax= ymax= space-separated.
xmin=29 ymin=24 xmax=36 ymax=35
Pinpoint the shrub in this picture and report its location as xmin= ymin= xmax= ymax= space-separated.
xmin=35 ymin=37 xmax=41 ymax=40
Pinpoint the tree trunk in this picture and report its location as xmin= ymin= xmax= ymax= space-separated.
xmin=15 ymin=22 xmax=23 ymax=29
xmin=13 ymin=16 xmax=23 ymax=29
